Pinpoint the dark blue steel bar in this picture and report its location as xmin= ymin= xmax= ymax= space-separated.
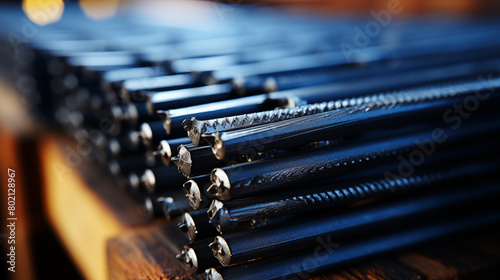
xmin=206 ymin=208 xmax=500 ymax=280
xmin=208 ymin=121 xmax=500 ymax=200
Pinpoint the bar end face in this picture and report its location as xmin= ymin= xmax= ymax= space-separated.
xmin=205 ymin=268 xmax=223 ymax=280
xmin=176 ymin=246 xmax=198 ymax=275
xmin=128 ymin=172 xmax=140 ymax=192
xmin=157 ymin=140 xmax=173 ymax=166
xmin=112 ymin=103 xmax=139 ymax=126
xmin=207 ymin=200 xmax=233 ymax=233
xmin=178 ymin=212 xmax=197 ymax=243
xmin=128 ymin=130 xmax=142 ymax=149
xmin=157 ymin=196 xmax=175 ymax=220
xmin=176 ymin=145 xmax=193 ymax=177
xmin=209 ymin=236 xmax=232 ymax=266
xmin=183 ymin=117 xmax=203 ymax=147
xmin=140 ymin=122 xmax=154 ymax=147
xmin=156 ymin=110 xmax=172 ymax=134
xmin=263 ymin=76 xmax=278 ymax=93
xmin=107 ymin=138 xmax=121 ymax=157
xmin=208 ymin=168 xmax=231 ymax=200
xmin=108 ymin=160 xmax=120 ymax=176
xmin=143 ymin=196 xmax=154 ymax=217
xmin=184 ymin=179 xmax=202 ymax=209
xmin=203 ymin=132 xmax=226 ymax=160
xmin=141 ymin=169 xmax=156 ymax=194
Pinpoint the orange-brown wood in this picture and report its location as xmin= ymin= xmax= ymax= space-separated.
xmin=108 ymin=224 xmax=199 ymax=280
xmin=39 ymin=135 xmax=152 ymax=280
xmin=0 ymin=131 xmax=35 ymax=280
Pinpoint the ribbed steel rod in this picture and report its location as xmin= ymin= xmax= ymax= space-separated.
xmin=209 ymin=160 xmax=499 ymax=233
xmin=209 ymin=182 xmax=500 ymax=266
xmin=167 ymin=55 xmax=500 ymax=135
xmin=203 ymin=77 xmax=500 ymax=161
xmin=174 ymin=59 xmax=500 ymax=141
xmin=184 ymin=61 xmax=500 ymax=146
xmin=112 ymin=54 xmax=500 ymax=130
xmin=135 ymin=134 xmax=491 ymax=192
xmin=158 ymin=94 xmax=296 ymax=135
xmin=205 ymin=208 xmax=500 ymax=280
xmin=207 ymin=121 xmax=500 ymax=200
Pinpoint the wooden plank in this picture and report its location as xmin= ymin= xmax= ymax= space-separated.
xmin=396 ymin=228 xmax=500 ymax=280
xmin=405 ymin=229 xmax=500 ymax=280
xmin=397 ymin=252 xmax=458 ymax=280
xmin=40 ymin=135 xmax=152 ymax=280
xmin=315 ymin=258 xmax=422 ymax=280
xmin=108 ymin=224 xmax=199 ymax=280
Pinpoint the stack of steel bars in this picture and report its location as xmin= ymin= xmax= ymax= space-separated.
xmin=1 ymin=4 xmax=500 ymax=280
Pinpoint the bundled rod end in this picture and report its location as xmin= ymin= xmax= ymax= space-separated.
xmin=263 ymin=77 xmax=278 ymax=93
xmin=176 ymin=246 xmax=198 ymax=274
xmin=205 ymin=268 xmax=223 ymax=280
xmin=207 ymin=199 xmax=222 ymax=220
xmin=157 ymin=196 xmax=176 ymax=221
xmin=184 ymin=179 xmax=203 ymax=210
xmin=175 ymin=251 xmax=185 ymax=261
xmin=141 ymin=169 xmax=156 ymax=194
xmin=177 ymin=220 xmax=188 ymax=232
xmin=157 ymin=140 xmax=173 ymax=166
xmin=182 ymin=117 xmax=195 ymax=131
xmin=171 ymin=156 xmax=180 ymax=164
xmin=107 ymin=138 xmax=121 ymax=157
xmin=120 ymin=87 xmax=131 ymax=102
xmin=176 ymin=145 xmax=192 ymax=177
xmin=285 ymin=96 xmax=307 ymax=108
xmin=156 ymin=110 xmax=172 ymax=134
xmin=203 ymin=132 xmax=226 ymax=160
xmin=143 ymin=197 xmax=154 ymax=217
xmin=208 ymin=168 xmax=231 ymax=200
xmin=184 ymin=117 xmax=204 ymax=147
xmin=128 ymin=131 xmax=142 ymax=148
xmin=140 ymin=122 xmax=154 ymax=147
xmin=110 ymin=104 xmax=124 ymax=122
xmin=230 ymin=75 xmax=245 ymax=97
xmin=67 ymin=111 xmax=84 ymax=128
xmin=207 ymin=200 xmax=234 ymax=233
xmin=178 ymin=212 xmax=197 ymax=243
xmin=111 ymin=103 xmax=139 ymax=125
xmin=210 ymin=236 xmax=232 ymax=266
xmin=127 ymin=172 xmax=140 ymax=192
xmin=108 ymin=160 xmax=121 ymax=176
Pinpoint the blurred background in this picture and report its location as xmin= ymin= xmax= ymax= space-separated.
xmin=1 ymin=1 xmax=500 ymax=280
